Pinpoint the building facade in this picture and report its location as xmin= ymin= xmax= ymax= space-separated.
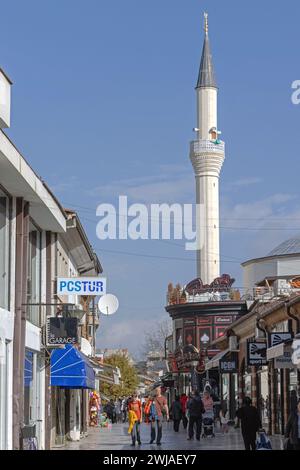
xmin=0 ymin=67 xmax=103 ymax=450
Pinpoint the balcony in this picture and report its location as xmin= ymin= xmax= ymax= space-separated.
xmin=166 ymin=285 xmax=300 ymax=307
xmin=190 ymin=139 xmax=225 ymax=155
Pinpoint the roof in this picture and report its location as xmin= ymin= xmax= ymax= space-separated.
xmin=242 ymin=236 xmax=300 ymax=266
xmin=196 ymin=31 xmax=217 ymax=89
xmin=268 ymin=237 xmax=300 ymax=256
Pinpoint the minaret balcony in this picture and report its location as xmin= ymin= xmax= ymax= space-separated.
xmin=190 ymin=139 xmax=225 ymax=155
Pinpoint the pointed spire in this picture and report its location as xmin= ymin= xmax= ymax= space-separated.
xmin=196 ymin=12 xmax=217 ymax=89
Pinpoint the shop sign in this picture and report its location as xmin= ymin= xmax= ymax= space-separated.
xmin=269 ymin=332 xmax=292 ymax=348
xmin=274 ymin=347 xmax=293 ymax=369
xmin=197 ymin=318 xmax=211 ymax=325
xmin=219 ymin=352 xmax=238 ymax=373
xmin=247 ymin=341 xmax=267 ymax=366
xmin=57 ymin=277 xmax=106 ymax=296
xmin=292 ymin=338 xmax=300 ymax=366
xmin=214 ymin=316 xmax=232 ymax=324
xmin=47 ymin=317 xmax=78 ymax=346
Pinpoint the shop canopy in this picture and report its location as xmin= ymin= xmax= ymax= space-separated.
xmin=205 ymin=349 xmax=230 ymax=370
xmin=50 ymin=344 xmax=95 ymax=389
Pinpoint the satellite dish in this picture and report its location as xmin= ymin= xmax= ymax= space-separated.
xmin=98 ymin=294 xmax=119 ymax=316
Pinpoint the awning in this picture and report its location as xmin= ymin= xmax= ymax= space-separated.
xmin=50 ymin=344 xmax=95 ymax=389
xmin=267 ymin=341 xmax=291 ymax=360
xmin=205 ymin=349 xmax=230 ymax=370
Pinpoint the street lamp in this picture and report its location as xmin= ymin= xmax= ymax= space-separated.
xmin=200 ymin=333 xmax=210 ymax=383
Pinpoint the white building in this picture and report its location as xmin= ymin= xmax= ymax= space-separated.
xmin=242 ymin=237 xmax=300 ymax=296
xmin=189 ymin=13 xmax=225 ymax=285
xmin=0 ymin=67 xmax=103 ymax=450
xmin=0 ymin=67 xmax=66 ymax=449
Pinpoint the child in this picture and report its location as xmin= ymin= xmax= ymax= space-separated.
xmin=219 ymin=404 xmax=229 ymax=434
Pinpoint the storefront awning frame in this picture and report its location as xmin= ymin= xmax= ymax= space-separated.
xmin=205 ymin=349 xmax=230 ymax=370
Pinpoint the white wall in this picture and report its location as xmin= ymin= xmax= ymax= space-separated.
xmin=0 ymin=308 xmax=14 ymax=450
xmin=243 ymin=256 xmax=300 ymax=291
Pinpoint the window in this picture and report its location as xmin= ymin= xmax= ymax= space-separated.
xmin=26 ymin=223 xmax=41 ymax=326
xmin=0 ymin=193 xmax=10 ymax=310
xmin=88 ymin=325 xmax=93 ymax=338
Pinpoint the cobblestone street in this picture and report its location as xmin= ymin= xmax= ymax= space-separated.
xmin=56 ymin=422 xmax=283 ymax=451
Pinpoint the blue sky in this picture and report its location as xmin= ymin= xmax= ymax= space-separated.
xmin=2 ymin=0 xmax=300 ymax=357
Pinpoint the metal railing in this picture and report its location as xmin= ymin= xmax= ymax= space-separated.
xmin=166 ymin=286 xmax=300 ymax=306
xmin=190 ymin=139 xmax=225 ymax=154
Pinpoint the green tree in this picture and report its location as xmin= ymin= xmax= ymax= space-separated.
xmin=100 ymin=353 xmax=139 ymax=400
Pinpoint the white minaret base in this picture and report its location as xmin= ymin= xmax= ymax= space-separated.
xmin=190 ymin=140 xmax=225 ymax=285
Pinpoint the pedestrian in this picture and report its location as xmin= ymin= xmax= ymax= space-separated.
xmin=104 ymin=399 xmax=116 ymax=423
xmin=149 ymin=387 xmax=169 ymax=446
xmin=219 ymin=401 xmax=229 ymax=434
xmin=180 ymin=393 xmax=188 ymax=430
xmin=202 ymin=390 xmax=214 ymax=413
xmin=128 ymin=393 xmax=142 ymax=446
xmin=144 ymin=396 xmax=152 ymax=424
xmin=284 ymin=398 xmax=300 ymax=450
xmin=171 ymin=396 xmax=182 ymax=432
xmin=115 ymin=399 xmax=122 ymax=423
xmin=121 ymin=397 xmax=127 ymax=423
xmin=187 ymin=390 xmax=205 ymax=441
xmin=236 ymin=397 xmax=261 ymax=450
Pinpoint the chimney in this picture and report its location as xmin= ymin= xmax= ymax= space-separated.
xmin=0 ymin=68 xmax=12 ymax=128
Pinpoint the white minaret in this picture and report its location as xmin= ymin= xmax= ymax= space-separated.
xmin=190 ymin=13 xmax=225 ymax=285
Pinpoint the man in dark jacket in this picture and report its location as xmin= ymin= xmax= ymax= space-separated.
xmin=171 ymin=396 xmax=182 ymax=432
xmin=285 ymin=399 xmax=300 ymax=450
xmin=187 ymin=390 xmax=205 ymax=441
xmin=236 ymin=397 xmax=261 ymax=450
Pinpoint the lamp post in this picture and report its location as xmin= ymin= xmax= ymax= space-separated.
xmin=200 ymin=333 xmax=210 ymax=384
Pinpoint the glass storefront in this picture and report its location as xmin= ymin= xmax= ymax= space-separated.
xmin=24 ymin=350 xmax=36 ymax=424
xmin=257 ymin=367 xmax=269 ymax=428
xmin=0 ymin=192 xmax=10 ymax=310
xmin=244 ymin=371 xmax=252 ymax=398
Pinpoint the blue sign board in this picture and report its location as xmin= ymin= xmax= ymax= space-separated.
xmin=57 ymin=277 xmax=106 ymax=296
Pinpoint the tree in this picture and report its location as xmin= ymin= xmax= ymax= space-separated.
xmin=141 ymin=319 xmax=172 ymax=358
xmin=100 ymin=353 xmax=139 ymax=400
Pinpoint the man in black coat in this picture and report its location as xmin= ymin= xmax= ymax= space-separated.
xmin=285 ymin=399 xmax=300 ymax=450
xmin=171 ymin=396 xmax=182 ymax=432
xmin=236 ymin=397 xmax=261 ymax=450
xmin=187 ymin=390 xmax=205 ymax=441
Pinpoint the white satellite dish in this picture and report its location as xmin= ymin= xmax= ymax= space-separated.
xmin=98 ymin=294 xmax=119 ymax=316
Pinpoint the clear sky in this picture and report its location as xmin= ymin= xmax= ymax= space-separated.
xmin=2 ymin=0 xmax=300 ymax=357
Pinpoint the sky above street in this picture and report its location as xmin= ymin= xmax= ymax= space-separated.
xmin=2 ymin=0 xmax=300 ymax=357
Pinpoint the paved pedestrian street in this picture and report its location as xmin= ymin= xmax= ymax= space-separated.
xmin=56 ymin=422 xmax=283 ymax=451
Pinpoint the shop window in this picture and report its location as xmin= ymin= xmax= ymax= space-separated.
xmin=0 ymin=194 xmax=10 ymax=310
xmin=24 ymin=350 xmax=37 ymax=425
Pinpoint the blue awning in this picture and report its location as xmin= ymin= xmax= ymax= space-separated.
xmin=50 ymin=344 xmax=95 ymax=389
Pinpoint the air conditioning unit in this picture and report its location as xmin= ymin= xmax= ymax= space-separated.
xmin=229 ymin=335 xmax=238 ymax=351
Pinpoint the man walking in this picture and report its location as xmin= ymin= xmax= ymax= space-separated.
xmin=236 ymin=397 xmax=261 ymax=450
xmin=150 ymin=387 xmax=169 ymax=446
xmin=171 ymin=396 xmax=182 ymax=432
xmin=187 ymin=390 xmax=205 ymax=441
